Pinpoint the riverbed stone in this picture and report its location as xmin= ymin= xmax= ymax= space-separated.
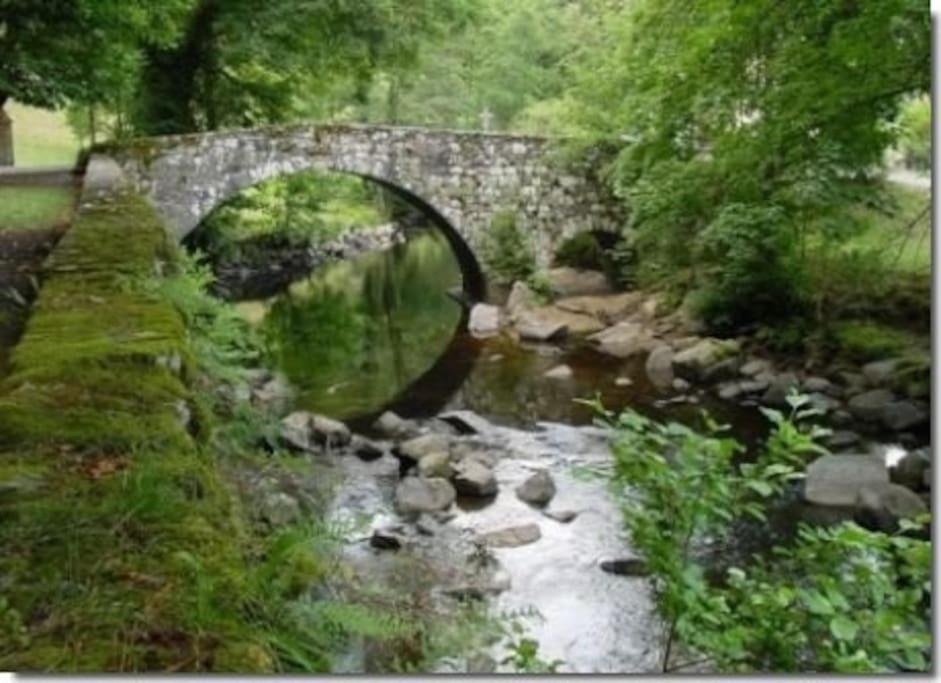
xmin=309 ymin=414 xmax=352 ymax=448
xmin=506 ymin=280 xmax=537 ymax=318
xmin=280 ymin=411 xmax=317 ymax=452
xmin=468 ymin=303 xmax=501 ymax=337
xmin=890 ymin=451 xmax=930 ymax=492
xmin=395 ymin=477 xmax=457 ymax=515
xmin=761 ymin=372 xmax=800 ymax=406
xmin=546 ymin=267 xmax=612 ymax=298
xmin=740 ymin=358 xmax=772 ymax=377
xmin=373 ymin=410 xmax=419 ymax=439
xmin=600 ymin=557 xmax=649 ymax=577
xmin=438 ymin=410 xmax=493 ymax=435
xmin=862 ymin=358 xmax=900 ymax=388
xmin=645 ymin=345 xmax=675 ymax=390
xmin=739 ymin=378 xmax=770 ymax=394
xmin=554 ymin=292 xmax=643 ymax=324
xmin=370 ymin=528 xmax=405 ymax=551
xmin=544 ymin=509 xmax=578 ymax=523
xmin=881 ymin=400 xmax=928 ymax=431
xmin=847 ymin=389 xmax=895 ymax=422
xmin=804 ymin=454 xmax=889 ymax=506
xmin=260 ymin=492 xmax=301 ymax=526
xmin=803 ymin=376 xmax=834 ymax=394
xmin=544 ymin=364 xmax=573 ymax=380
xmin=514 ymin=310 xmax=568 ymax=342
xmin=672 ymin=378 xmax=691 ymax=392
xmin=526 ymin=305 xmax=605 ymax=336
xmin=452 ymin=460 xmax=498 ymax=497
xmin=826 ymin=430 xmax=861 ymax=450
xmin=806 ymin=392 xmax=841 ymax=415
xmin=397 ymin=433 xmax=452 ymax=465
xmin=481 ymin=523 xmax=542 ymax=548
xmin=717 ymin=382 xmax=743 ymax=400
xmin=589 ymin=321 xmax=658 ymax=358
xmin=351 ymin=435 xmax=385 ymax=461
xmin=672 ymin=338 xmax=740 ymax=381
xmin=515 ymin=470 xmax=556 ymax=507
xmin=854 ymin=483 xmax=927 ymax=533
xmin=419 ymin=451 xmax=454 ymax=479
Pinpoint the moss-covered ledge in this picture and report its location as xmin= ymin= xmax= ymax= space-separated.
xmin=0 ymin=161 xmax=272 ymax=672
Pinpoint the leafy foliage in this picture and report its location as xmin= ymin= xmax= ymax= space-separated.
xmin=598 ymin=394 xmax=931 ymax=673
xmin=480 ymin=211 xmax=535 ymax=285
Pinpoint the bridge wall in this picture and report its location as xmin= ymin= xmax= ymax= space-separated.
xmin=112 ymin=124 xmax=624 ymax=269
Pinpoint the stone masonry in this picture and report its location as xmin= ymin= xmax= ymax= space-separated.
xmin=112 ymin=123 xmax=624 ymax=271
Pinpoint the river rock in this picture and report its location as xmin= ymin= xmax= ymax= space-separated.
xmin=351 ymin=435 xmax=385 ymax=461
xmin=803 ymin=376 xmax=834 ymax=394
xmin=645 ymin=345 xmax=675 ymax=390
xmin=545 ymin=267 xmax=612 ymax=298
xmin=761 ymin=372 xmax=800 ymax=406
xmin=519 ymin=305 xmax=605 ymax=337
xmin=890 ymin=451 xmax=930 ymax=491
xmin=419 ymin=451 xmax=453 ymax=479
xmin=505 ymin=280 xmax=538 ymax=318
xmin=717 ymin=382 xmax=743 ymax=400
xmin=838 ymin=371 xmax=867 ymax=392
xmin=544 ymin=364 xmax=573 ymax=380
xmin=826 ymin=430 xmax=861 ymax=450
xmin=252 ymin=374 xmax=293 ymax=410
xmin=260 ymin=492 xmax=301 ymax=526
xmin=854 ymin=483 xmax=927 ymax=533
xmin=309 ymin=414 xmax=352 ymax=448
xmin=397 ymin=433 xmax=451 ymax=464
xmin=468 ymin=303 xmax=501 ymax=337
xmin=615 ymin=376 xmax=634 ymax=387
xmin=544 ymin=509 xmax=578 ymax=523
xmin=452 ymin=460 xmax=498 ymax=497
xmin=395 ymin=477 xmax=457 ymax=515
xmin=438 ymin=410 xmax=493 ymax=435
xmin=739 ymin=378 xmax=770 ymax=394
xmin=672 ymin=338 xmax=740 ymax=381
xmin=847 ymin=389 xmax=895 ymax=422
xmin=806 ymin=392 xmax=841 ymax=415
xmin=373 ymin=410 xmax=419 ymax=439
xmin=589 ymin=321 xmax=658 ymax=358
xmin=370 ymin=528 xmax=404 ymax=551
xmin=515 ymin=470 xmax=556 ymax=506
xmin=862 ymin=359 xmax=900 ymax=388
xmin=672 ymin=378 xmax=691 ymax=392
xmin=881 ymin=400 xmax=928 ymax=431
xmin=600 ymin=557 xmax=649 ymax=577
xmin=740 ymin=358 xmax=772 ymax=377
xmin=514 ymin=310 xmax=568 ymax=342
xmin=554 ymin=292 xmax=643 ymax=324
xmin=280 ymin=411 xmax=316 ymax=452
xmin=481 ymin=523 xmax=542 ymax=548
xmin=804 ymin=454 xmax=889 ymax=506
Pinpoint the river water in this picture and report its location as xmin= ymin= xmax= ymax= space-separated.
xmin=232 ymin=225 xmax=915 ymax=673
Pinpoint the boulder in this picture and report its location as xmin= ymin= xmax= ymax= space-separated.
xmin=397 ymin=433 xmax=451 ymax=463
xmin=280 ymin=411 xmax=316 ymax=452
xmin=505 ymin=280 xmax=537 ymax=318
xmin=862 ymin=359 xmax=900 ymax=388
xmin=260 ymin=492 xmax=301 ymax=526
xmin=672 ymin=338 xmax=740 ymax=381
xmin=544 ymin=509 xmax=578 ymax=523
xmin=588 ymin=322 xmax=658 ymax=358
xmin=740 ymin=358 xmax=772 ymax=377
xmin=452 ymin=460 xmax=498 ymax=497
xmin=395 ymin=477 xmax=457 ymax=515
xmin=481 ymin=523 xmax=542 ymax=548
xmin=881 ymin=400 xmax=928 ymax=431
xmin=761 ymin=372 xmax=800 ymax=406
xmin=372 ymin=411 xmax=419 ymax=439
xmin=515 ymin=470 xmax=556 ymax=507
xmin=418 ymin=451 xmax=453 ymax=479
xmin=545 ymin=267 xmax=612 ymax=298
xmin=309 ymin=414 xmax=352 ymax=448
xmin=804 ymin=454 xmax=888 ymax=506
xmin=554 ymin=292 xmax=643 ymax=324
xmin=890 ymin=451 xmax=930 ymax=491
xmin=645 ymin=345 xmax=675 ymax=390
xmin=544 ymin=364 xmax=573 ymax=380
xmin=847 ymin=389 xmax=895 ymax=422
xmin=468 ymin=303 xmax=501 ymax=337
xmin=514 ymin=311 xmax=568 ymax=342
xmin=854 ymin=483 xmax=927 ymax=533
xmin=600 ymin=558 xmax=649 ymax=577
xmin=518 ymin=305 xmax=605 ymax=337
xmin=437 ymin=410 xmax=493 ymax=435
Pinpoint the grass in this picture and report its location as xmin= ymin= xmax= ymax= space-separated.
xmin=0 ymin=187 xmax=76 ymax=232
xmin=7 ymin=101 xmax=81 ymax=168
xmin=843 ymin=183 xmax=931 ymax=275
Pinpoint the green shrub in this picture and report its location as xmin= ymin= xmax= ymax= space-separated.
xmin=481 ymin=210 xmax=536 ymax=285
xmin=896 ymin=96 xmax=931 ymax=171
xmin=832 ymin=321 xmax=923 ymax=363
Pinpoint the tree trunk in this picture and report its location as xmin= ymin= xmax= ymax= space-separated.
xmin=0 ymin=95 xmax=14 ymax=167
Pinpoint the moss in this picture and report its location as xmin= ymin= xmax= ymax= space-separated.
xmin=832 ymin=320 xmax=924 ymax=363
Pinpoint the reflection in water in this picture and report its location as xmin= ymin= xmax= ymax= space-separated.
xmin=241 ymin=229 xmax=463 ymax=419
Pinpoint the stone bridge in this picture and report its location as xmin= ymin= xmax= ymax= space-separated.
xmin=111 ymin=123 xmax=624 ymax=291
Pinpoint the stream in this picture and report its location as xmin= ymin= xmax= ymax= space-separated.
xmin=232 ymin=223 xmax=923 ymax=673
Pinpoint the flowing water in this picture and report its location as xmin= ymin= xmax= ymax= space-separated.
xmin=234 ymin=224 xmax=917 ymax=673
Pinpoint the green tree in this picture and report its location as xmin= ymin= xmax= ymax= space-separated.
xmin=570 ymin=0 xmax=930 ymax=326
xmin=133 ymin=0 xmax=475 ymax=135
xmin=0 ymin=0 xmax=193 ymax=164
